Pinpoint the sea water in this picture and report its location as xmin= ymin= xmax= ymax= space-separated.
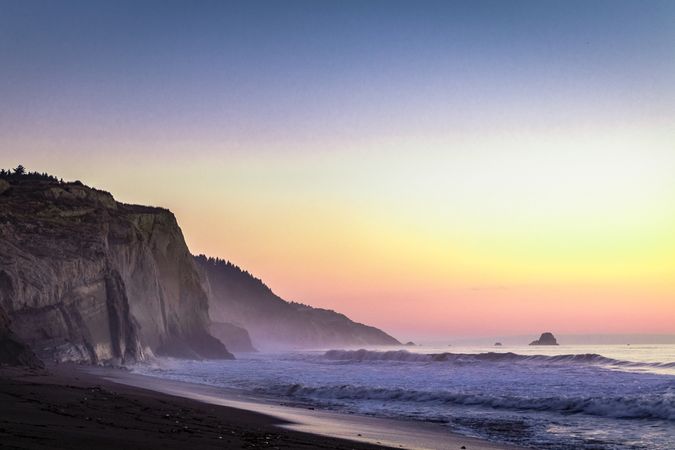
xmin=133 ymin=344 xmax=675 ymax=449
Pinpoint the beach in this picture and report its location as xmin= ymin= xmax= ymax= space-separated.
xmin=125 ymin=347 xmax=675 ymax=450
xmin=0 ymin=364 xmax=518 ymax=450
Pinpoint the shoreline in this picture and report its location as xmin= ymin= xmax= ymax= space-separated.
xmin=95 ymin=365 xmax=522 ymax=450
xmin=0 ymin=363 xmax=522 ymax=450
xmin=0 ymin=364 xmax=392 ymax=450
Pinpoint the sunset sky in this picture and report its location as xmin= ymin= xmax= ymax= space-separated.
xmin=1 ymin=0 xmax=674 ymax=340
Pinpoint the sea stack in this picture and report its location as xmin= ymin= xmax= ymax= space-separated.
xmin=529 ymin=332 xmax=559 ymax=346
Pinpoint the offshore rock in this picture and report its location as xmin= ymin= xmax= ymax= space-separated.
xmin=529 ymin=332 xmax=559 ymax=346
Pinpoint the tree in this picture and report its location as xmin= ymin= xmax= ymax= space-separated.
xmin=13 ymin=165 xmax=25 ymax=176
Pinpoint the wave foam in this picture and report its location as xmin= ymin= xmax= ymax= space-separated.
xmin=262 ymin=382 xmax=675 ymax=421
xmin=322 ymin=349 xmax=675 ymax=369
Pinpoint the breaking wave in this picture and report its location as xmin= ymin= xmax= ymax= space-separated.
xmin=137 ymin=346 xmax=675 ymax=450
xmin=322 ymin=349 xmax=675 ymax=369
xmin=262 ymin=382 xmax=675 ymax=421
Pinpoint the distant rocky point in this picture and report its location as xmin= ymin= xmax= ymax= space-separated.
xmin=195 ymin=255 xmax=400 ymax=350
xmin=404 ymin=341 xmax=416 ymax=346
xmin=494 ymin=342 xmax=502 ymax=346
xmin=529 ymin=332 xmax=559 ymax=346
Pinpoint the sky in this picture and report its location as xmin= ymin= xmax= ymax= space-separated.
xmin=1 ymin=0 xmax=674 ymax=341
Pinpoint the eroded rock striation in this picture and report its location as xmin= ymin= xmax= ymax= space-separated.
xmin=0 ymin=176 xmax=232 ymax=364
xmin=0 ymin=307 xmax=43 ymax=368
xmin=195 ymin=255 xmax=401 ymax=350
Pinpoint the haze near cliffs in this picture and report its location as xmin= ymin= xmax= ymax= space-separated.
xmin=197 ymin=255 xmax=401 ymax=350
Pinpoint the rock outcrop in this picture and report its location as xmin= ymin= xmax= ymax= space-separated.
xmin=195 ymin=255 xmax=401 ymax=350
xmin=209 ymin=322 xmax=257 ymax=353
xmin=0 ymin=179 xmax=9 ymax=195
xmin=0 ymin=176 xmax=233 ymax=364
xmin=529 ymin=332 xmax=559 ymax=346
xmin=0 ymin=307 xmax=43 ymax=368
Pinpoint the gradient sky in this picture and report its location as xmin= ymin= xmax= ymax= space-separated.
xmin=1 ymin=0 xmax=674 ymax=340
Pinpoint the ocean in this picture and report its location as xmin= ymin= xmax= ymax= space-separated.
xmin=133 ymin=344 xmax=675 ymax=449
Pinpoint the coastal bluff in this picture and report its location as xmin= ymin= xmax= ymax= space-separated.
xmin=196 ymin=255 xmax=401 ymax=350
xmin=0 ymin=173 xmax=232 ymax=364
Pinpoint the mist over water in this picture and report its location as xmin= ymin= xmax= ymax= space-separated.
xmin=134 ymin=344 xmax=675 ymax=449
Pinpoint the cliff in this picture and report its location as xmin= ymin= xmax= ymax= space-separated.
xmin=195 ymin=255 xmax=401 ymax=350
xmin=209 ymin=322 xmax=257 ymax=353
xmin=0 ymin=175 xmax=232 ymax=364
xmin=0 ymin=307 xmax=43 ymax=368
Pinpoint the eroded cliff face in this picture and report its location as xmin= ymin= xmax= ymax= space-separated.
xmin=0 ymin=178 xmax=232 ymax=364
xmin=0 ymin=306 xmax=43 ymax=368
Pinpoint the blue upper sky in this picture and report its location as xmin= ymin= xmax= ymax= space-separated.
xmin=1 ymin=0 xmax=673 ymax=146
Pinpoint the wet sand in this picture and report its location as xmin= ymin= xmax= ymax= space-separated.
xmin=0 ymin=364 xmax=521 ymax=450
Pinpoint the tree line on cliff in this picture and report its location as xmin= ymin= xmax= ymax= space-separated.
xmin=0 ymin=164 xmax=69 ymax=183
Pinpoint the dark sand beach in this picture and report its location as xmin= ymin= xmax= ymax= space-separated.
xmin=0 ymin=365 xmax=389 ymax=450
xmin=0 ymin=364 xmax=519 ymax=450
